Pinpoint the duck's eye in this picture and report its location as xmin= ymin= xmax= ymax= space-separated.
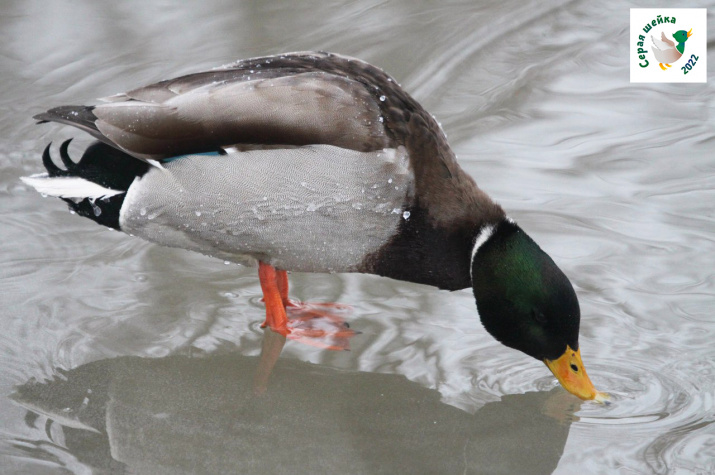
xmin=531 ymin=308 xmax=547 ymax=324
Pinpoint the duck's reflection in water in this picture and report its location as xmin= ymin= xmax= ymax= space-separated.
xmin=11 ymin=330 xmax=580 ymax=474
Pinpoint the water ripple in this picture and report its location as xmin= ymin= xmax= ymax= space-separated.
xmin=1 ymin=0 xmax=714 ymax=473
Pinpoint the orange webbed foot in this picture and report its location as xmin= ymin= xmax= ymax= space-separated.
xmin=258 ymin=264 xmax=358 ymax=349
xmin=285 ymin=301 xmax=358 ymax=351
xmin=252 ymin=264 xmax=359 ymax=394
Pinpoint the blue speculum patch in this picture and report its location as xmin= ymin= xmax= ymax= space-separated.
xmin=163 ymin=151 xmax=222 ymax=163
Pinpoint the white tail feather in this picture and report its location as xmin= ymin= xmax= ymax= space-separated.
xmin=20 ymin=174 xmax=124 ymax=200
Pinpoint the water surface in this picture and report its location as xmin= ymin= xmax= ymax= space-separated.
xmin=1 ymin=1 xmax=713 ymax=473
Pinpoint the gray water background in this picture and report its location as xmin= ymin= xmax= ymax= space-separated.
xmin=0 ymin=1 xmax=713 ymax=473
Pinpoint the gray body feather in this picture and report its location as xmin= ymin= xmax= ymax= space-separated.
xmin=120 ymin=145 xmax=412 ymax=271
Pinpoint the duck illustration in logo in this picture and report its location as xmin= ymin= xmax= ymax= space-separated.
xmin=651 ymin=29 xmax=693 ymax=70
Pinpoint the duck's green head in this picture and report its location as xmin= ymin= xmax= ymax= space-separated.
xmin=673 ymin=29 xmax=692 ymax=44
xmin=471 ymin=220 xmax=605 ymax=401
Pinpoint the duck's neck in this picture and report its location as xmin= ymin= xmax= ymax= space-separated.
xmin=676 ymin=42 xmax=686 ymax=54
xmin=362 ymin=205 xmax=489 ymax=290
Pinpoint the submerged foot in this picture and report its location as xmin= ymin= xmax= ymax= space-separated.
xmin=285 ymin=301 xmax=357 ymax=351
xmin=257 ymin=263 xmax=357 ymax=350
xmin=252 ymin=302 xmax=357 ymax=394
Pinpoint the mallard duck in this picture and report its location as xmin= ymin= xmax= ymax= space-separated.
xmin=22 ymin=51 xmax=605 ymax=401
xmin=652 ymin=29 xmax=693 ymax=70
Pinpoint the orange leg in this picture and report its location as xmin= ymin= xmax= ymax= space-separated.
xmin=258 ymin=261 xmax=357 ymax=351
xmin=276 ymin=269 xmax=296 ymax=308
xmin=253 ymin=262 xmax=357 ymax=394
xmin=258 ymin=261 xmax=289 ymax=336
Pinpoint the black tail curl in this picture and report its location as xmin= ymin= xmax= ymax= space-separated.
xmin=42 ymin=140 xmax=149 ymax=230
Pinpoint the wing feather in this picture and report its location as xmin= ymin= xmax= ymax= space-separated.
xmin=37 ymin=53 xmax=400 ymax=159
xmin=90 ymin=72 xmax=388 ymax=158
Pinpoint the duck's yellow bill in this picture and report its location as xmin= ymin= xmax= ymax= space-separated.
xmin=544 ymin=346 xmax=608 ymax=402
xmin=687 ymin=28 xmax=693 ymax=38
